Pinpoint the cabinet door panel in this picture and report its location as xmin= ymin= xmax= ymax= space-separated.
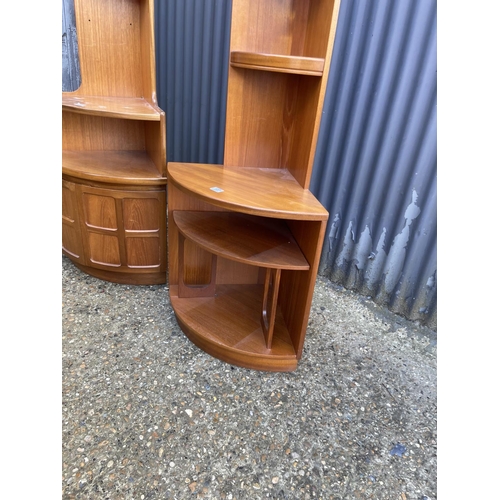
xmin=78 ymin=184 xmax=166 ymax=272
xmin=83 ymin=193 xmax=118 ymax=229
xmin=88 ymin=233 xmax=121 ymax=266
xmin=62 ymin=180 xmax=85 ymax=263
xmin=126 ymin=236 xmax=161 ymax=268
xmin=123 ymin=198 xmax=160 ymax=231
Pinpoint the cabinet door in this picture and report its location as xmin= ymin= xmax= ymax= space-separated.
xmin=79 ymin=185 xmax=166 ymax=273
xmin=62 ymin=180 xmax=85 ymax=264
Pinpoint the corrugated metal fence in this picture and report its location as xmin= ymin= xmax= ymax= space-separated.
xmin=62 ymin=0 xmax=81 ymax=92
xmin=309 ymin=0 xmax=437 ymax=329
xmin=155 ymin=0 xmax=232 ymax=165
xmin=155 ymin=0 xmax=437 ymax=330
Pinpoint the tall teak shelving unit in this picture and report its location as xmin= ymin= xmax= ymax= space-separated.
xmin=167 ymin=0 xmax=341 ymax=371
xmin=62 ymin=0 xmax=167 ymax=285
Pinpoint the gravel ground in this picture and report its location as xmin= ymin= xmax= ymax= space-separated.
xmin=62 ymin=254 xmax=437 ymax=500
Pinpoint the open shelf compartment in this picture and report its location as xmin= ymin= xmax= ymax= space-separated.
xmin=170 ymin=284 xmax=298 ymax=372
xmin=173 ymin=210 xmax=312 ymax=355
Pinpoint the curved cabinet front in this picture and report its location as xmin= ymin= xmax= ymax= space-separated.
xmin=62 ymin=178 xmax=167 ymax=285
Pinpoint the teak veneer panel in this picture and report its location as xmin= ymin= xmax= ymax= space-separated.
xmin=173 ymin=211 xmax=310 ymax=270
xmin=229 ymin=0 xmax=309 ymax=57
xmin=278 ymin=218 xmax=327 ymax=358
xmin=167 ymin=163 xmax=328 ymax=221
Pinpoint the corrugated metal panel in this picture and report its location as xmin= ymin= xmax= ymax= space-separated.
xmin=153 ymin=0 xmax=437 ymax=330
xmin=155 ymin=0 xmax=232 ymax=163
xmin=62 ymin=0 xmax=81 ymax=92
xmin=310 ymin=0 xmax=437 ymax=329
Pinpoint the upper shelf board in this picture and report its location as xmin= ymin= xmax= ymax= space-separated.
xmin=62 ymin=95 xmax=162 ymax=121
xmin=230 ymin=52 xmax=325 ymax=76
xmin=168 ymin=163 xmax=329 ymax=221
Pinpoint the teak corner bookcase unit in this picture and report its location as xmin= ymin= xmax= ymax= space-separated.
xmin=167 ymin=0 xmax=341 ymax=371
xmin=62 ymin=0 xmax=167 ymax=285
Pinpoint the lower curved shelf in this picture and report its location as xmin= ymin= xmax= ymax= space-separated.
xmin=170 ymin=284 xmax=298 ymax=372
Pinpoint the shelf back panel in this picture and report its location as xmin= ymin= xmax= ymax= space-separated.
xmin=224 ymin=69 xmax=322 ymax=185
xmin=303 ymin=0 xmax=338 ymax=58
xmin=68 ymin=0 xmax=155 ymax=101
xmin=230 ymin=0 xmax=337 ymax=58
xmin=63 ymin=112 xmax=147 ymax=151
xmin=225 ymin=69 xmax=291 ymax=169
xmin=230 ymin=0 xmax=308 ymax=56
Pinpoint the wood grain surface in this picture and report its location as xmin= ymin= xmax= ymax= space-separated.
xmin=168 ymin=163 xmax=328 ymax=220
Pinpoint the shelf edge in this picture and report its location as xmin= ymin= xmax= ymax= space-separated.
xmin=167 ymin=163 xmax=329 ymax=221
xmin=62 ymin=96 xmax=162 ymax=121
xmin=62 ymin=169 xmax=167 ymax=186
xmin=230 ymin=51 xmax=324 ymax=76
xmin=173 ymin=211 xmax=310 ymax=270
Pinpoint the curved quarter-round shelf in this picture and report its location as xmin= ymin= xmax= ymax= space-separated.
xmin=168 ymin=163 xmax=328 ymax=221
xmin=62 ymin=95 xmax=163 ymax=121
xmin=230 ymin=51 xmax=324 ymax=76
xmin=173 ymin=211 xmax=310 ymax=270
xmin=170 ymin=284 xmax=298 ymax=372
xmin=63 ymin=151 xmax=167 ymax=186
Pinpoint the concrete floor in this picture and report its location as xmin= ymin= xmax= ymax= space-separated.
xmin=62 ymin=255 xmax=436 ymax=500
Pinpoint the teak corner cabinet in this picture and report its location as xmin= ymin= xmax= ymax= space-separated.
xmin=62 ymin=0 xmax=167 ymax=285
xmin=168 ymin=0 xmax=341 ymax=371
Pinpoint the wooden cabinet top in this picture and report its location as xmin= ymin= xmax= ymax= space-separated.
xmin=168 ymin=162 xmax=329 ymax=221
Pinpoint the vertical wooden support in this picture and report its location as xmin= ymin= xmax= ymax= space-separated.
xmin=261 ymin=268 xmax=282 ymax=349
xmin=178 ymin=233 xmax=218 ymax=298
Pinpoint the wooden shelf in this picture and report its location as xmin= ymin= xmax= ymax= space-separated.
xmin=230 ymin=52 xmax=324 ymax=76
xmin=173 ymin=211 xmax=310 ymax=270
xmin=170 ymin=284 xmax=298 ymax=372
xmin=168 ymin=163 xmax=328 ymax=221
xmin=62 ymin=95 xmax=162 ymax=121
xmin=63 ymin=150 xmax=167 ymax=185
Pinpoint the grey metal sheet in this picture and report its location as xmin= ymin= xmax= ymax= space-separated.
xmin=62 ymin=0 xmax=81 ymax=92
xmin=310 ymin=0 xmax=437 ymax=328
